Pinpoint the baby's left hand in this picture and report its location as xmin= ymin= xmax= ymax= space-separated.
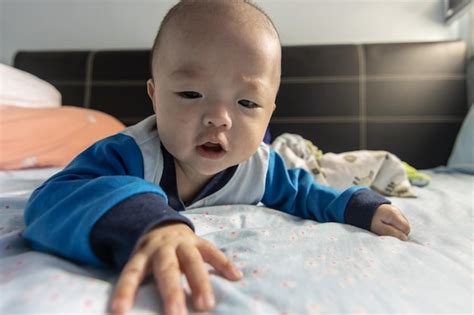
xmin=371 ymin=204 xmax=411 ymax=241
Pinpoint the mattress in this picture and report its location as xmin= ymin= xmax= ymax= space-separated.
xmin=0 ymin=167 xmax=472 ymax=314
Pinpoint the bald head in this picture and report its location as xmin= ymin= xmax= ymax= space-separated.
xmin=149 ymin=0 xmax=281 ymax=79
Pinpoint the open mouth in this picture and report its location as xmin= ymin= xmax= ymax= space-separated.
xmin=201 ymin=142 xmax=223 ymax=152
xmin=197 ymin=142 xmax=226 ymax=159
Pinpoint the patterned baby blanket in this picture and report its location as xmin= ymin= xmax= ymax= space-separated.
xmin=272 ymin=133 xmax=416 ymax=198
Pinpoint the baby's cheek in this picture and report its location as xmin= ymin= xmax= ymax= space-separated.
xmin=245 ymin=135 xmax=264 ymax=157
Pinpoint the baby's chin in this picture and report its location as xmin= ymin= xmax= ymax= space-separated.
xmin=192 ymin=156 xmax=244 ymax=176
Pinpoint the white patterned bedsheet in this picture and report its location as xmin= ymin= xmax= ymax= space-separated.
xmin=1 ymin=168 xmax=473 ymax=314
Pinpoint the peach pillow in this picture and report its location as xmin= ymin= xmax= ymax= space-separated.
xmin=0 ymin=106 xmax=125 ymax=169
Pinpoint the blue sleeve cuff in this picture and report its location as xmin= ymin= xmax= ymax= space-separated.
xmin=90 ymin=192 xmax=194 ymax=269
xmin=344 ymin=189 xmax=391 ymax=230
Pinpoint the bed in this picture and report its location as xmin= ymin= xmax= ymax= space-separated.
xmin=1 ymin=41 xmax=473 ymax=314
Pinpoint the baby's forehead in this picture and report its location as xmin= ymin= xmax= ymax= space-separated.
xmin=156 ymin=26 xmax=278 ymax=67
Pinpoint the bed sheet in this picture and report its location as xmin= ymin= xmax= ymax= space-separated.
xmin=1 ymin=168 xmax=473 ymax=314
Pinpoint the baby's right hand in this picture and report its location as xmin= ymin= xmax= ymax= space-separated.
xmin=110 ymin=222 xmax=243 ymax=315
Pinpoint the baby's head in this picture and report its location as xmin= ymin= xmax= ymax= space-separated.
xmin=147 ymin=0 xmax=281 ymax=178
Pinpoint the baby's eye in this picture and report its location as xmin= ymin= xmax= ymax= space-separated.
xmin=177 ymin=91 xmax=202 ymax=99
xmin=238 ymin=99 xmax=259 ymax=109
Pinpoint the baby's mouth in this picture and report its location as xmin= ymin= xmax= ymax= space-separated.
xmin=201 ymin=142 xmax=224 ymax=152
xmin=196 ymin=142 xmax=227 ymax=159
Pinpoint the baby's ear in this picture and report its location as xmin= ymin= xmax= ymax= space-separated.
xmin=147 ymin=79 xmax=155 ymax=99
xmin=146 ymin=79 xmax=156 ymax=112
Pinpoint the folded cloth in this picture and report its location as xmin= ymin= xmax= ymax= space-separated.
xmin=272 ymin=133 xmax=417 ymax=198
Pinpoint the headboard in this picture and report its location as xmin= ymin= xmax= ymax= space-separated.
xmin=14 ymin=41 xmax=467 ymax=169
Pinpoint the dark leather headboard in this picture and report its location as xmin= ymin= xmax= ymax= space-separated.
xmin=14 ymin=41 xmax=467 ymax=169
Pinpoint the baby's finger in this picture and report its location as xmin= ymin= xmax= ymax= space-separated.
xmin=111 ymin=252 xmax=149 ymax=315
xmin=377 ymin=222 xmax=408 ymax=241
xmin=383 ymin=209 xmax=411 ymax=236
xmin=176 ymin=244 xmax=215 ymax=311
xmin=152 ymin=246 xmax=187 ymax=315
xmin=198 ymin=240 xmax=243 ymax=280
xmin=398 ymin=212 xmax=411 ymax=235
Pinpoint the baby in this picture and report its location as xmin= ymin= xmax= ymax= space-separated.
xmin=23 ymin=1 xmax=411 ymax=315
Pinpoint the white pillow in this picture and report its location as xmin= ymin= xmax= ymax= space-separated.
xmin=0 ymin=63 xmax=61 ymax=108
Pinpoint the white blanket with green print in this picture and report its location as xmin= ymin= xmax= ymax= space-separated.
xmin=272 ymin=133 xmax=416 ymax=198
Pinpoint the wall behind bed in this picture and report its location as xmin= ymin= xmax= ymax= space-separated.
xmin=0 ymin=0 xmax=463 ymax=65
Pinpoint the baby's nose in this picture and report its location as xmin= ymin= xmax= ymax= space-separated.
xmin=202 ymin=104 xmax=232 ymax=129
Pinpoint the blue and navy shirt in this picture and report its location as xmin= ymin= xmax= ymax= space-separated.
xmin=23 ymin=116 xmax=389 ymax=269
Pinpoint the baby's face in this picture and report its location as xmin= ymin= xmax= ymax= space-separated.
xmin=148 ymin=13 xmax=280 ymax=179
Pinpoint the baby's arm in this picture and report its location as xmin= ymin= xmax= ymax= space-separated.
xmin=263 ymin=149 xmax=411 ymax=240
xmin=111 ymin=222 xmax=242 ymax=315
xmin=23 ymin=133 xmax=241 ymax=315
xmin=23 ymin=134 xmax=166 ymax=265
xmin=370 ymin=204 xmax=410 ymax=240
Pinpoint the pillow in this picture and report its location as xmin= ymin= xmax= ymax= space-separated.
xmin=0 ymin=63 xmax=61 ymax=108
xmin=447 ymin=104 xmax=474 ymax=174
xmin=467 ymin=56 xmax=473 ymax=107
xmin=0 ymin=106 xmax=125 ymax=169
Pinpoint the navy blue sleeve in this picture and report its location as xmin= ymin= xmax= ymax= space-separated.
xmin=344 ymin=189 xmax=391 ymax=230
xmin=90 ymin=193 xmax=194 ymax=269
